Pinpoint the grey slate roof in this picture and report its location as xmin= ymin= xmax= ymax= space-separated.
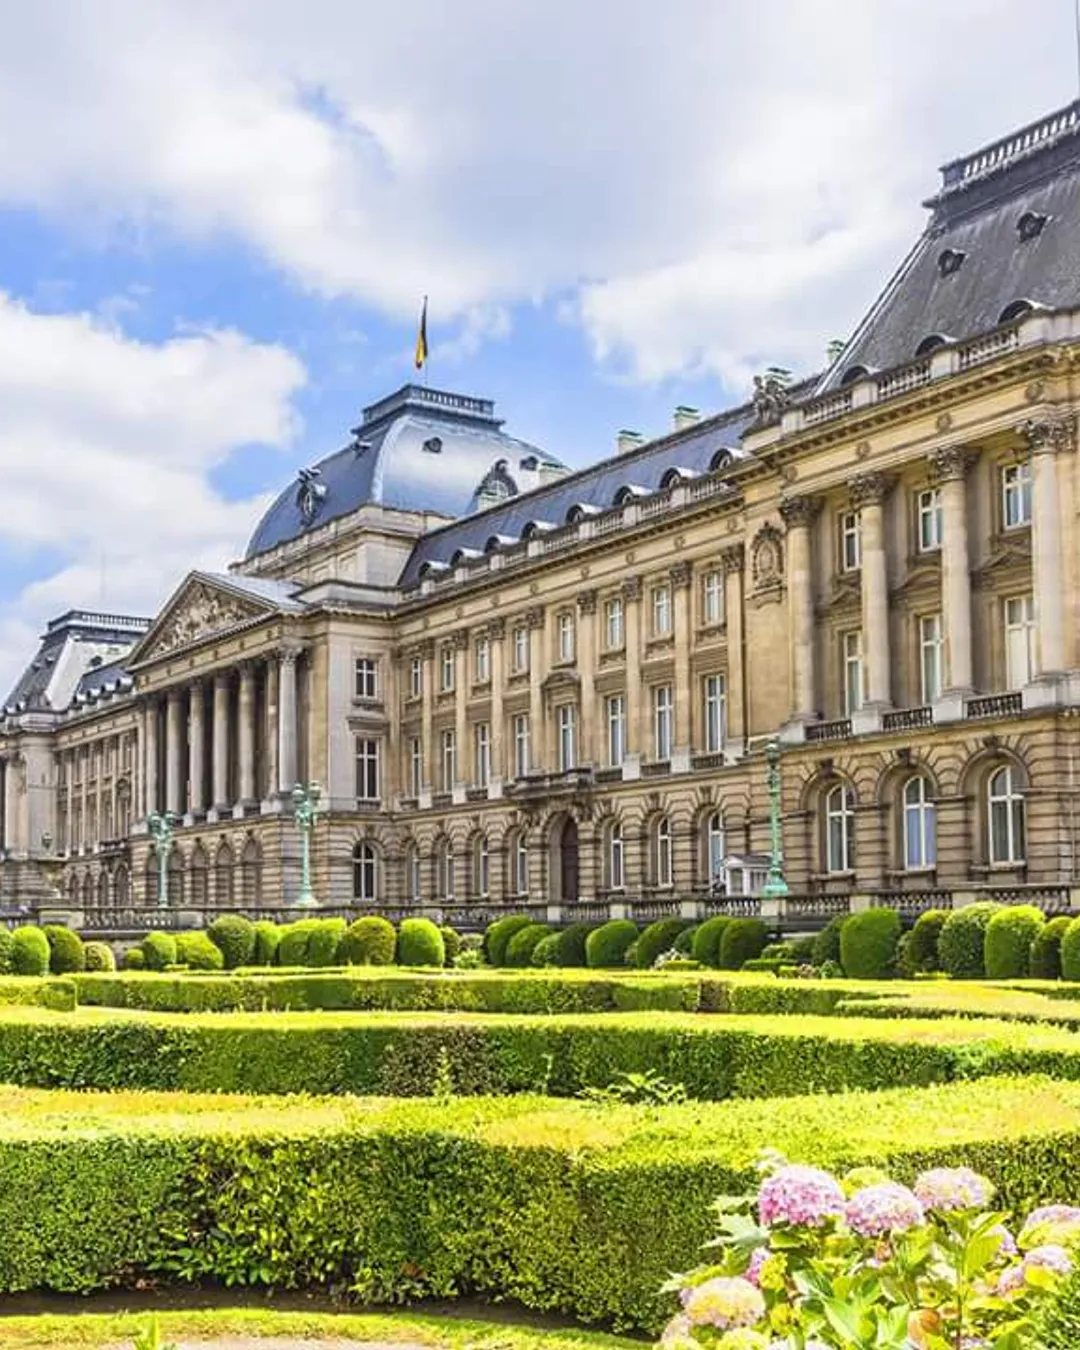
xmin=197 ymin=571 xmax=307 ymax=612
xmin=821 ymin=101 xmax=1080 ymax=390
xmin=4 ymin=612 xmax=150 ymax=714
xmin=245 ymin=384 xmax=567 ymax=560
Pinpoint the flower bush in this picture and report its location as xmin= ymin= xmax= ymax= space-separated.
xmin=662 ymin=1156 xmax=1076 ymax=1349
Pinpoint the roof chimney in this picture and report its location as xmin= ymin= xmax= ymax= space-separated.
xmin=673 ymin=405 xmax=700 ymax=433
xmin=616 ymin=429 xmax=645 ymax=455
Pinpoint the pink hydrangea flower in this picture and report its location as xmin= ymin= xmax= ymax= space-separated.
xmin=744 ymin=1246 xmax=769 ymax=1286
xmin=998 ymin=1243 xmax=1073 ymax=1295
xmin=989 ymin=1224 xmax=1018 ymax=1260
xmin=682 ymin=1276 xmax=766 ymax=1330
xmin=660 ymin=1313 xmax=701 ymax=1350
xmin=913 ymin=1167 xmax=993 ymax=1213
xmin=758 ymin=1165 xmax=845 ymax=1229
xmin=1020 ymin=1205 xmax=1080 ymax=1244
xmin=845 ymin=1181 xmax=925 ymax=1238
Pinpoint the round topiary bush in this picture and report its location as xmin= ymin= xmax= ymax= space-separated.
xmin=718 ymin=917 xmax=769 ymax=970
xmin=83 ymin=940 xmax=116 ymax=972
xmin=840 ymin=907 xmax=902 ymax=980
xmin=0 ymin=927 xmax=15 ymax=974
xmin=440 ymin=926 xmax=461 ymax=966
xmin=585 ymin=919 xmax=639 ymax=969
xmin=276 ymin=919 xmax=317 ymax=968
xmin=505 ymin=923 xmax=552 ymax=968
xmin=984 ymin=904 xmax=1046 ymax=980
xmin=484 ymin=914 xmax=534 ymax=967
xmin=340 ymin=915 xmax=397 ymax=966
xmin=176 ymin=930 xmax=225 ymax=971
xmin=634 ymin=918 xmax=689 ymax=969
xmin=43 ymin=925 xmax=85 ymax=974
xmin=674 ymin=924 xmax=698 ymax=955
xmin=305 ymin=918 xmax=346 ymax=967
xmin=397 ymin=917 xmax=445 ymax=967
xmin=123 ymin=946 xmax=146 ymax=970
xmin=251 ymin=921 xmax=282 ymax=967
xmin=1031 ymin=915 xmax=1073 ymax=980
xmin=11 ymin=926 xmax=50 ymax=976
xmin=899 ymin=908 xmax=950 ymax=977
xmin=937 ymin=902 xmax=1002 ymax=980
xmin=553 ymin=922 xmax=592 ymax=967
xmin=140 ymin=931 xmax=178 ymax=972
xmin=207 ymin=915 xmax=256 ymax=970
xmin=690 ymin=916 xmax=730 ymax=968
xmin=531 ymin=932 xmax=559 ymax=966
xmin=1060 ymin=916 xmax=1080 ymax=982
xmin=811 ymin=914 xmax=846 ymax=967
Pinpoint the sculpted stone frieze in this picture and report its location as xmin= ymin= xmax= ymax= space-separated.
xmin=143 ymin=582 xmax=268 ymax=659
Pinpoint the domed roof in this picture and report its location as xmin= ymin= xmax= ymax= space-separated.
xmin=245 ymin=384 xmax=566 ymax=560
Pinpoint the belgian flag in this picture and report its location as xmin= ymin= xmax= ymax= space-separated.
xmin=414 ymin=295 xmax=429 ymax=370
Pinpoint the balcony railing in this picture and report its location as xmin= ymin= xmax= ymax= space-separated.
xmin=882 ymin=705 xmax=934 ymax=732
xmin=806 ymin=718 xmax=852 ymax=743
xmin=966 ymin=692 xmax=1023 ymax=720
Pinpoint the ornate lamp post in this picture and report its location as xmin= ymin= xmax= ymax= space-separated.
xmin=291 ymin=782 xmax=322 ymax=909
xmin=147 ymin=811 xmax=179 ymax=910
xmin=761 ymin=738 xmax=789 ymax=899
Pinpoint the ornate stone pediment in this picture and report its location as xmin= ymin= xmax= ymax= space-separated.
xmin=137 ymin=578 xmax=273 ymax=661
xmin=972 ymin=531 xmax=1032 ymax=590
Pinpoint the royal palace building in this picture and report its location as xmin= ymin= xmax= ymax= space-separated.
xmin=6 ymin=102 xmax=1080 ymax=927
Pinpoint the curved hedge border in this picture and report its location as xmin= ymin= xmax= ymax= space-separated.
xmin=0 ymin=976 xmax=75 ymax=1012
xmin=1 ymin=1076 xmax=1080 ymax=1329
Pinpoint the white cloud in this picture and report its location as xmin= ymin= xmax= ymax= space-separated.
xmin=0 ymin=0 xmax=1073 ymax=384
xmin=0 ymin=295 xmax=305 ymax=695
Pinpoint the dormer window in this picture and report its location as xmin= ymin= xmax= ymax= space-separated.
xmin=1017 ymin=211 xmax=1048 ymax=242
xmin=423 ymin=436 xmax=443 ymax=454
xmin=840 ymin=364 xmax=872 ymax=386
xmin=998 ymin=299 xmax=1038 ymax=324
xmin=915 ymin=334 xmax=950 ymax=357
xmin=937 ymin=248 xmax=965 ymax=277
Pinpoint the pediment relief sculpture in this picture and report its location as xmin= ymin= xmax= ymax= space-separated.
xmin=143 ymin=583 xmax=268 ymax=659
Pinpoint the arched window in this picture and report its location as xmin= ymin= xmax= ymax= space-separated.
xmin=653 ymin=816 xmax=673 ymax=888
xmin=509 ymin=831 xmax=529 ymax=896
xmin=95 ymin=870 xmax=110 ymax=908
xmin=144 ymin=853 xmax=158 ymax=907
xmin=189 ymin=845 xmax=209 ymax=908
xmin=214 ymin=842 xmax=235 ymax=908
xmin=353 ymin=842 xmax=378 ymax=902
xmin=241 ymin=838 xmax=262 ymax=906
xmin=472 ymin=835 xmax=490 ymax=898
xmin=825 ymin=784 xmax=855 ymax=873
xmin=167 ymin=850 xmax=183 ymax=907
xmin=82 ymin=873 xmax=94 ymax=909
xmin=988 ymin=765 xmax=1026 ymax=865
xmin=436 ymin=839 xmax=455 ymax=901
xmin=404 ymin=843 xmax=421 ymax=902
xmin=114 ymin=862 xmax=130 ymax=906
xmin=703 ymin=811 xmax=725 ymax=891
xmin=606 ymin=820 xmax=625 ymax=891
xmin=902 ymin=775 xmax=936 ymax=870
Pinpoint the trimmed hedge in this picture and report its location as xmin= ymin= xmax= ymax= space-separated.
xmin=397 ymin=918 xmax=445 ymax=968
xmin=554 ymin=923 xmax=592 ymax=968
xmin=1062 ymin=916 xmax=1080 ymax=983
xmin=440 ymin=926 xmax=461 ymax=967
xmin=207 ymin=916 xmax=256 ymax=970
xmin=938 ymin=902 xmax=1001 ymax=979
xmin=984 ymin=904 xmax=1045 ymax=981
xmin=83 ymin=941 xmax=116 ymax=973
xmin=505 ymin=924 xmax=551 ymax=969
xmin=673 ymin=925 xmax=698 ymax=955
xmin=141 ymin=932 xmax=178 ymax=972
xmin=1036 ymin=1265 xmax=1080 ymax=1349
xmin=634 ymin=919 xmax=688 ymax=969
xmin=123 ymin=947 xmax=146 ymax=970
xmin=277 ymin=920 xmax=317 ymax=969
xmin=0 ymin=928 xmax=12 ymax=974
xmin=176 ymin=931 xmax=225 ymax=971
xmin=531 ymin=934 xmax=559 ymax=967
xmin=718 ymin=918 xmax=767 ymax=970
xmin=252 ymin=921 xmax=281 ymax=967
xmin=44 ymin=925 xmax=85 ymax=974
xmin=340 ymin=916 xmax=397 ymax=967
xmin=811 ymin=913 xmax=845 ymax=967
xmin=900 ymin=909 xmax=949 ymax=977
xmin=1 ymin=1077 xmax=1080 ymax=1328
xmin=690 ymin=916 xmax=730 ymax=968
xmin=585 ymin=920 xmax=639 ymax=969
xmin=307 ymin=919 xmax=347 ymax=968
xmin=485 ymin=915 xmax=534 ymax=967
xmin=1031 ymin=915 xmax=1072 ymax=981
xmin=11 ymin=927 xmax=50 ymax=977
xmin=0 ymin=976 xmax=76 ymax=1011
xmin=840 ymin=907 xmax=901 ymax=980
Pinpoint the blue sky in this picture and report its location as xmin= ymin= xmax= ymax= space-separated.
xmin=0 ymin=0 xmax=1075 ymax=692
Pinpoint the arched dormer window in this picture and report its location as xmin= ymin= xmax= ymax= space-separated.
xmin=449 ymin=547 xmax=482 ymax=567
xmin=709 ymin=447 xmax=738 ymax=473
xmin=937 ymin=248 xmax=965 ymax=277
xmin=418 ymin=560 xmax=450 ymax=579
xmin=521 ymin=520 xmax=556 ymax=541
xmin=915 ymin=334 xmax=952 ymax=357
xmin=998 ymin=298 xmax=1044 ymax=325
xmin=660 ymin=467 xmax=698 ymax=489
xmin=484 ymin=533 xmax=517 ymax=554
xmin=613 ymin=484 xmax=649 ymax=507
xmin=840 ymin=364 xmax=873 ymax=386
xmin=566 ymin=503 xmax=601 ymax=525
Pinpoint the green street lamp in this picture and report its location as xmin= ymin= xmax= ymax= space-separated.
xmin=147 ymin=811 xmax=180 ymax=910
xmin=291 ymin=781 xmax=322 ymax=909
xmin=761 ymin=738 xmax=789 ymax=899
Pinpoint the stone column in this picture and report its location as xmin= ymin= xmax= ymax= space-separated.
xmin=453 ymin=629 xmax=468 ymax=788
xmin=670 ymin=562 xmax=692 ymax=766
xmin=187 ymin=680 xmax=205 ymax=815
xmin=212 ymin=672 xmax=230 ymax=811
xmin=622 ymin=576 xmax=642 ymax=767
xmin=1024 ymin=414 xmax=1074 ymax=678
xmin=264 ymin=658 xmax=279 ymax=799
xmin=144 ymin=698 xmax=159 ymax=817
xmin=526 ymin=606 xmax=545 ymax=772
xmin=165 ymin=688 xmax=184 ymax=815
xmin=278 ymin=645 xmax=301 ymax=793
xmin=488 ymin=620 xmax=505 ymax=789
xmin=931 ymin=447 xmax=976 ymax=693
xmin=779 ymin=495 xmax=821 ymax=721
xmin=3 ymin=757 xmax=18 ymax=855
xmin=721 ymin=545 xmax=745 ymax=748
xmin=418 ymin=639 xmax=434 ymax=798
xmin=851 ymin=472 xmax=893 ymax=707
xmin=576 ymin=590 xmax=598 ymax=766
xmin=238 ymin=661 xmax=256 ymax=804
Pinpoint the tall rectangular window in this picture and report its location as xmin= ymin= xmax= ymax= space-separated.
xmin=474 ymin=721 xmax=491 ymax=787
xmin=513 ymin=625 xmax=529 ymax=672
xmin=652 ymin=584 xmax=672 ymax=635
xmin=474 ymin=636 xmax=490 ymax=683
xmin=1002 ymin=461 xmax=1033 ymax=529
xmin=919 ymin=614 xmax=943 ymax=704
xmin=702 ymin=569 xmax=724 ymax=626
xmin=703 ymin=673 xmax=727 ymax=753
xmin=840 ymin=510 xmax=862 ymax=572
xmin=440 ymin=645 xmax=455 ymax=692
xmin=558 ymin=704 xmax=577 ymax=771
xmin=409 ymin=656 xmax=422 ymax=698
xmin=354 ymin=658 xmax=378 ymax=700
xmin=513 ymin=713 xmax=530 ymax=778
xmin=653 ymin=684 xmax=673 ymax=761
xmin=605 ymin=597 xmax=624 ymax=649
xmin=440 ymin=729 xmax=456 ymax=791
xmin=917 ymin=488 xmax=943 ymax=552
xmin=843 ymin=630 xmax=864 ymax=715
xmin=557 ymin=611 xmax=575 ymax=662
xmin=606 ymin=694 xmax=626 ymax=767
xmin=1004 ymin=594 xmax=1035 ymax=689
xmin=409 ymin=736 xmax=422 ymax=798
xmin=355 ymin=738 xmax=380 ymax=800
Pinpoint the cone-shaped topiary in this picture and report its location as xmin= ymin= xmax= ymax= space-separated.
xmin=397 ymin=917 xmax=445 ymax=967
xmin=984 ymin=904 xmax=1045 ymax=980
xmin=484 ymin=915 xmax=533 ymax=967
xmin=207 ymin=915 xmax=256 ymax=970
xmin=900 ymin=909 xmax=950 ymax=977
xmin=690 ymin=916 xmax=730 ymax=968
xmin=252 ymin=921 xmax=281 ymax=967
xmin=11 ymin=926 xmax=50 ymax=976
xmin=1031 ymin=915 xmax=1072 ymax=980
xmin=937 ymin=902 xmax=1002 ymax=979
xmin=718 ymin=917 xmax=769 ymax=970
xmin=140 ymin=931 xmax=177 ymax=972
xmin=553 ymin=922 xmax=592 ymax=967
xmin=840 ymin=908 xmax=902 ymax=979
xmin=585 ymin=919 xmax=639 ymax=969
xmin=340 ymin=915 xmax=397 ymax=966
xmin=43 ymin=925 xmax=85 ymax=974
xmin=83 ymin=941 xmax=116 ymax=972
xmin=176 ymin=930 xmax=225 ymax=970
xmin=634 ymin=919 xmax=689 ymax=969
xmin=505 ymin=923 xmax=551 ymax=968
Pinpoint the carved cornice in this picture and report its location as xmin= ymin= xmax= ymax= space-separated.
xmin=669 ymin=561 xmax=692 ymax=590
xmin=779 ymin=495 xmax=822 ymax=530
xmin=849 ymin=471 xmax=894 ymax=508
xmin=577 ymin=588 xmax=598 ymax=615
xmin=1022 ymin=411 xmax=1077 ymax=456
xmin=720 ymin=543 xmax=745 ymax=575
xmin=928 ymin=445 xmax=977 ymax=483
xmin=621 ymin=575 xmax=642 ymax=602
